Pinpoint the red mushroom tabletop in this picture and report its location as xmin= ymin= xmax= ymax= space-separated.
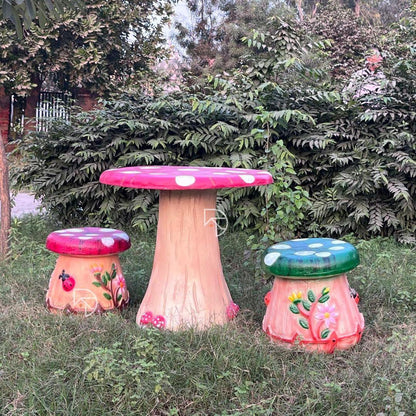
xmin=99 ymin=166 xmax=273 ymax=190
xmin=46 ymin=227 xmax=131 ymax=256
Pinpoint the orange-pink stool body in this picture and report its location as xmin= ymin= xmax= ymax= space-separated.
xmin=45 ymin=227 xmax=130 ymax=314
xmin=262 ymin=238 xmax=364 ymax=353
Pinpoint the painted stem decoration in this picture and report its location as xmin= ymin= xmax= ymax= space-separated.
xmin=288 ymin=287 xmax=338 ymax=340
xmin=92 ymin=263 xmax=129 ymax=309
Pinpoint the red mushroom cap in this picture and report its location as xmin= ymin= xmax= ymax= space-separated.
xmin=46 ymin=227 xmax=131 ymax=256
xmin=99 ymin=166 xmax=273 ymax=190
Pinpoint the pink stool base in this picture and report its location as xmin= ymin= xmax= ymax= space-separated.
xmin=263 ymin=274 xmax=364 ymax=353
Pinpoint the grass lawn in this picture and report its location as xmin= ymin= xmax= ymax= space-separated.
xmin=1 ymin=215 xmax=415 ymax=415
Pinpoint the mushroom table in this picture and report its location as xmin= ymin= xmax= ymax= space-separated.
xmin=99 ymin=166 xmax=273 ymax=330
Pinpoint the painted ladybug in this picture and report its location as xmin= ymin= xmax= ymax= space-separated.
xmin=59 ymin=270 xmax=76 ymax=292
xmin=349 ymin=287 xmax=360 ymax=304
xmin=264 ymin=291 xmax=272 ymax=306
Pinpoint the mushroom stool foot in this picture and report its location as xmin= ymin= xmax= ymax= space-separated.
xmin=45 ymin=227 xmax=131 ymax=315
xmin=262 ymin=238 xmax=364 ymax=353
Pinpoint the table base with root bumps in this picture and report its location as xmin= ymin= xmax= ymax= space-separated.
xmin=100 ymin=165 xmax=273 ymax=330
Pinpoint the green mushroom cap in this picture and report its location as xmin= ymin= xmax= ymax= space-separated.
xmin=262 ymin=238 xmax=360 ymax=279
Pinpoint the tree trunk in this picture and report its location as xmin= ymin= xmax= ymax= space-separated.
xmin=355 ymin=0 xmax=361 ymax=17
xmin=312 ymin=1 xmax=319 ymax=17
xmin=296 ymin=0 xmax=304 ymax=22
xmin=24 ymin=74 xmax=42 ymax=134
xmin=0 ymin=131 xmax=11 ymax=260
xmin=0 ymin=87 xmax=10 ymax=143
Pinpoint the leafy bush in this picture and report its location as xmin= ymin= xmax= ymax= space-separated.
xmin=13 ymin=13 xmax=416 ymax=243
xmin=288 ymin=12 xmax=416 ymax=243
xmin=298 ymin=94 xmax=416 ymax=243
xmin=237 ymin=12 xmax=416 ymax=243
xmin=12 ymin=86 xmax=310 ymax=236
xmin=305 ymin=0 xmax=385 ymax=80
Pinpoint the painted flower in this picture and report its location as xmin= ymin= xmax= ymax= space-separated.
xmin=288 ymin=292 xmax=302 ymax=303
xmin=90 ymin=264 xmax=103 ymax=275
xmin=315 ymin=303 xmax=339 ymax=327
xmin=226 ymin=302 xmax=240 ymax=320
xmin=116 ymin=274 xmax=126 ymax=288
xmin=114 ymin=274 xmax=129 ymax=302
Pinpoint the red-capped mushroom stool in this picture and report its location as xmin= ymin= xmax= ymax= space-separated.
xmin=262 ymin=238 xmax=364 ymax=353
xmin=45 ymin=227 xmax=131 ymax=314
xmin=100 ymin=165 xmax=273 ymax=330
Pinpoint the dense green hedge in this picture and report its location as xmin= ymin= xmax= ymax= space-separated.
xmin=12 ymin=88 xmax=309 ymax=238
xmin=13 ymin=13 xmax=416 ymax=243
xmin=286 ymin=88 xmax=416 ymax=243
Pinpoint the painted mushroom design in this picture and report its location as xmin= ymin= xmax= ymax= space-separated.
xmin=262 ymin=238 xmax=364 ymax=353
xmin=263 ymin=238 xmax=360 ymax=278
xmin=100 ymin=165 xmax=273 ymax=330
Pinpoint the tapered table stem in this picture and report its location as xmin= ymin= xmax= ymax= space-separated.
xmin=137 ymin=189 xmax=234 ymax=330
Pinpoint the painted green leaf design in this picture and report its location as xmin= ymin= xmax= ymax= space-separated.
xmin=110 ymin=267 xmax=117 ymax=280
xmin=116 ymin=294 xmax=122 ymax=302
xmin=321 ymin=328 xmax=330 ymax=339
xmin=321 ymin=287 xmax=330 ymax=295
xmin=318 ymin=294 xmax=330 ymax=303
xmin=289 ymin=304 xmax=300 ymax=314
xmin=299 ymin=318 xmax=309 ymax=329
xmin=102 ymin=272 xmax=110 ymax=285
xmin=103 ymin=293 xmax=112 ymax=301
xmin=301 ymin=300 xmax=311 ymax=311
xmin=307 ymin=290 xmax=316 ymax=303
xmin=92 ymin=282 xmax=101 ymax=287
xmin=294 ymin=299 xmax=302 ymax=305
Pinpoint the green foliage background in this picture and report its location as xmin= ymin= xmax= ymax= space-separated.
xmin=0 ymin=0 xmax=173 ymax=96
xmin=13 ymin=85 xmax=309 ymax=240
xmin=13 ymin=10 xmax=416 ymax=243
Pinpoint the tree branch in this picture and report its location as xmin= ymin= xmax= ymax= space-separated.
xmin=355 ymin=0 xmax=361 ymax=17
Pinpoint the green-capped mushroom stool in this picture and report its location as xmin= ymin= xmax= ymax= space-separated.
xmin=262 ymin=238 xmax=364 ymax=353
